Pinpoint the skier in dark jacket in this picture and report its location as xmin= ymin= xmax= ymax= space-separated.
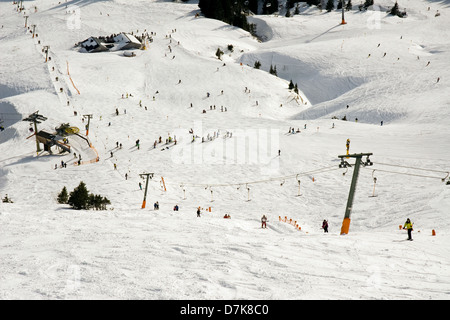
xmin=322 ymin=220 xmax=329 ymax=233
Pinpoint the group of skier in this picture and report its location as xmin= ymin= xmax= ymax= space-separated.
xmin=84 ymin=29 xmax=423 ymax=243
xmin=258 ymin=216 xmax=413 ymax=240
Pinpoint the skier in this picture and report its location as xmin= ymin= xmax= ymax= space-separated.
xmin=197 ymin=207 xmax=201 ymax=217
xmin=403 ymin=218 xmax=413 ymax=240
xmin=322 ymin=220 xmax=329 ymax=233
xmin=139 ymin=182 xmax=142 ymax=190
xmin=154 ymin=201 xmax=159 ymax=210
xmin=261 ymin=215 xmax=267 ymax=228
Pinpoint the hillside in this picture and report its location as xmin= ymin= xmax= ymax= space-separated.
xmin=0 ymin=0 xmax=449 ymax=300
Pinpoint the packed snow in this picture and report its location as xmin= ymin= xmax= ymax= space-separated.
xmin=0 ymin=0 xmax=449 ymax=300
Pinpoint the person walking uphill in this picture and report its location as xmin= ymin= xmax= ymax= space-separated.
xmin=261 ymin=215 xmax=268 ymax=229
xmin=403 ymin=218 xmax=413 ymax=240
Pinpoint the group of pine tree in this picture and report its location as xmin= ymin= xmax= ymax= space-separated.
xmin=58 ymin=182 xmax=110 ymax=210
xmin=196 ymin=0 xmax=363 ymax=29
xmin=195 ymin=1 xmax=405 ymax=28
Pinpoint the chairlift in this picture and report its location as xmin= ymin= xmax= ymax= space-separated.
xmin=296 ymin=174 xmax=302 ymax=197
xmin=369 ymin=170 xmax=378 ymax=198
xmin=364 ymin=155 xmax=373 ymax=166
xmin=180 ymin=184 xmax=186 ymax=200
xmin=342 ymin=166 xmax=348 ymax=176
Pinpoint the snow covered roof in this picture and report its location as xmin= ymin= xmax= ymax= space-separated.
xmin=114 ymin=33 xmax=141 ymax=45
xmin=79 ymin=33 xmax=141 ymax=52
xmin=79 ymin=37 xmax=108 ymax=52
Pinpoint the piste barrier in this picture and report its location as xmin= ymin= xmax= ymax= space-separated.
xmin=279 ymin=216 xmax=301 ymax=231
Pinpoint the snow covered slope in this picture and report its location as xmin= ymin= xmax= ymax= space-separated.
xmin=0 ymin=0 xmax=449 ymax=299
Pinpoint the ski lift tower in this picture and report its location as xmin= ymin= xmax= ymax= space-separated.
xmin=338 ymin=152 xmax=373 ymax=234
xmin=341 ymin=0 xmax=347 ymax=24
xmin=139 ymin=173 xmax=154 ymax=209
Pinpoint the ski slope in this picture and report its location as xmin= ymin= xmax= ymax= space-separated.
xmin=0 ymin=0 xmax=449 ymax=300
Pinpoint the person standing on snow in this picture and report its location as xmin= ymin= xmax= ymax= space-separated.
xmin=197 ymin=207 xmax=201 ymax=217
xmin=322 ymin=220 xmax=329 ymax=233
xmin=261 ymin=215 xmax=268 ymax=228
xmin=403 ymin=218 xmax=413 ymax=240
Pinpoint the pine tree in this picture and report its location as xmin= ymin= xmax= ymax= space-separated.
xmin=306 ymin=0 xmax=321 ymax=5
xmin=269 ymin=64 xmax=277 ymax=76
xmin=289 ymin=80 xmax=295 ymax=90
xmin=57 ymin=186 xmax=69 ymax=204
xmin=254 ymin=60 xmax=261 ymax=69
xmin=326 ymin=0 xmax=335 ymax=12
xmin=199 ymin=0 xmax=252 ymax=32
xmin=68 ymin=181 xmax=90 ymax=210
xmin=346 ymin=0 xmax=352 ymax=11
xmin=389 ymin=2 xmax=399 ymax=15
xmin=389 ymin=1 xmax=406 ymax=17
xmin=363 ymin=0 xmax=373 ymax=9
xmin=263 ymin=0 xmax=279 ymax=15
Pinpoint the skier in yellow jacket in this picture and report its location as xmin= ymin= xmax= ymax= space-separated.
xmin=403 ymin=218 xmax=413 ymax=241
